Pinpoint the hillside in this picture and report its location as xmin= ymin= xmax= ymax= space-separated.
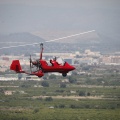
xmin=0 ymin=32 xmax=120 ymax=55
xmin=0 ymin=32 xmax=46 ymax=55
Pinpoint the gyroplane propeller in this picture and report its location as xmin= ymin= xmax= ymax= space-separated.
xmin=0 ymin=30 xmax=95 ymax=77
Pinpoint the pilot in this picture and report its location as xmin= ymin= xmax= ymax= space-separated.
xmin=53 ymin=56 xmax=57 ymax=61
xmin=50 ymin=59 xmax=54 ymax=66
xmin=56 ymin=57 xmax=64 ymax=66
xmin=50 ymin=57 xmax=57 ymax=66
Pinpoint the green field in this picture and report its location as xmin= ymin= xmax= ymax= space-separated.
xmin=1 ymin=108 xmax=120 ymax=120
xmin=0 ymin=75 xmax=120 ymax=120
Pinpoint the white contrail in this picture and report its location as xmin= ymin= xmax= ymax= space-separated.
xmin=0 ymin=30 xmax=95 ymax=49
xmin=0 ymin=43 xmax=39 ymax=49
xmin=45 ymin=30 xmax=95 ymax=42
xmin=0 ymin=42 xmax=26 ymax=43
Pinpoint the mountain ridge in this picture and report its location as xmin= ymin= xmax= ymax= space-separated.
xmin=0 ymin=32 xmax=120 ymax=54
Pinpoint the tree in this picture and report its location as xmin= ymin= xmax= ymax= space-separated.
xmin=59 ymin=104 xmax=65 ymax=108
xmin=41 ymin=81 xmax=49 ymax=87
xmin=68 ymin=76 xmax=76 ymax=83
xmin=60 ymin=83 xmax=66 ymax=88
xmin=49 ymin=74 xmax=56 ymax=79
xmin=18 ymin=73 xmax=22 ymax=80
xmin=33 ymin=108 xmax=39 ymax=113
xmin=0 ymin=88 xmax=4 ymax=94
xmin=72 ymin=71 xmax=78 ymax=75
xmin=79 ymin=91 xmax=85 ymax=96
xmin=45 ymin=97 xmax=53 ymax=101
xmin=20 ymin=84 xmax=30 ymax=88
xmin=70 ymin=104 xmax=77 ymax=109
xmin=87 ymin=92 xmax=91 ymax=96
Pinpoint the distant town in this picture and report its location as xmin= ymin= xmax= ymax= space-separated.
xmin=0 ymin=49 xmax=120 ymax=80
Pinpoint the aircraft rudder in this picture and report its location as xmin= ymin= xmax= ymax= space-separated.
xmin=10 ymin=60 xmax=22 ymax=72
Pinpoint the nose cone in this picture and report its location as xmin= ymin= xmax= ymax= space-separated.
xmin=70 ymin=65 xmax=75 ymax=71
xmin=65 ymin=62 xmax=75 ymax=71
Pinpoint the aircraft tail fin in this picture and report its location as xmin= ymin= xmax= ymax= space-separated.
xmin=10 ymin=60 xmax=23 ymax=73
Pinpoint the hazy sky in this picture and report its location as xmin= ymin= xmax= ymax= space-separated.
xmin=0 ymin=0 xmax=120 ymax=35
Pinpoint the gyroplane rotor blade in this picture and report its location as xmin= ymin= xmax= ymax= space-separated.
xmin=0 ymin=30 xmax=95 ymax=50
xmin=29 ymin=55 xmax=32 ymax=73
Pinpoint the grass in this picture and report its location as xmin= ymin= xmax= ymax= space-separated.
xmin=0 ymin=108 xmax=120 ymax=120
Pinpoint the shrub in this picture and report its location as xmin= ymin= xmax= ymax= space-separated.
xmin=60 ymin=83 xmax=66 ymax=88
xmin=49 ymin=74 xmax=56 ymax=79
xmin=59 ymin=104 xmax=65 ymax=108
xmin=87 ymin=92 xmax=91 ymax=96
xmin=33 ymin=108 xmax=39 ymax=113
xmin=45 ymin=97 xmax=53 ymax=101
xmin=79 ymin=91 xmax=85 ymax=96
xmin=41 ymin=81 xmax=49 ymax=87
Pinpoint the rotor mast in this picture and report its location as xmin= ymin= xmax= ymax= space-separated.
xmin=40 ymin=43 xmax=43 ymax=60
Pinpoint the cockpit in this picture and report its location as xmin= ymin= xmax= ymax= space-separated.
xmin=49 ymin=57 xmax=65 ymax=66
xmin=56 ymin=57 xmax=65 ymax=65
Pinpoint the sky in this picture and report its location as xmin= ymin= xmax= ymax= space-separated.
xmin=0 ymin=0 xmax=120 ymax=36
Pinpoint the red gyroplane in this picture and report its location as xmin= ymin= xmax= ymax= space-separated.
xmin=10 ymin=43 xmax=75 ymax=77
xmin=0 ymin=30 xmax=95 ymax=77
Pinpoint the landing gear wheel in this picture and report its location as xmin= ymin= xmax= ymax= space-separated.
xmin=62 ymin=73 xmax=67 ymax=77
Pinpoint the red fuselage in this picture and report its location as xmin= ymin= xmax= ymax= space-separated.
xmin=40 ymin=60 xmax=75 ymax=74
